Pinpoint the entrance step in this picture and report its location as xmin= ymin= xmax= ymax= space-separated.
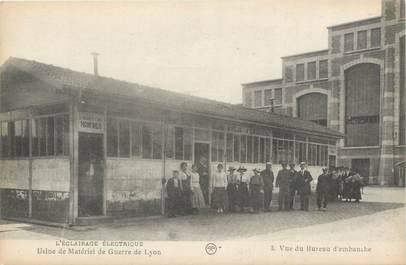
xmin=76 ymin=216 xmax=114 ymax=226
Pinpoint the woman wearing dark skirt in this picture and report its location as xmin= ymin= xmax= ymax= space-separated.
xmin=237 ymin=166 xmax=250 ymax=212
xmin=250 ymin=168 xmax=264 ymax=213
xmin=227 ymin=166 xmax=239 ymax=212
xmin=179 ymin=162 xmax=192 ymax=214
xmin=166 ymin=170 xmax=183 ymax=217
xmin=211 ymin=164 xmax=228 ymax=213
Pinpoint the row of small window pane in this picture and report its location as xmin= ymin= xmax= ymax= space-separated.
xmin=0 ymin=115 xmax=69 ymax=158
xmin=296 ymin=60 xmax=328 ymax=82
xmin=223 ymin=133 xmax=271 ymax=164
xmin=107 ymin=119 xmax=165 ymax=159
xmin=272 ymin=138 xmax=294 ymax=164
xmin=307 ymin=144 xmax=328 ymax=166
xmin=253 ymin=88 xmax=283 ymax=108
xmin=107 ymin=118 xmax=193 ymax=161
xmin=344 ymin=28 xmax=381 ymax=52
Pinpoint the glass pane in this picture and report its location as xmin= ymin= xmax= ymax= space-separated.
xmin=344 ymin=33 xmax=354 ymax=52
xmin=107 ymin=118 xmax=118 ymax=157
xmin=22 ymin=120 xmax=29 ymax=157
xmin=265 ymin=138 xmax=270 ymax=163
xmin=142 ymin=124 xmax=152 ymax=159
xmin=253 ymin=137 xmax=259 ymax=163
xmin=296 ymin=64 xmax=304 ymax=82
xmin=254 ymin=90 xmax=262 ymax=107
xmin=226 ymin=133 xmax=233 ymax=162
xmin=165 ymin=126 xmax=174 ymax=159
xmin=55 ymin=116 xmax=64 ymax=156
xmin=153 ymin=125 xmax=163 ymax=159
xmin=63 ymin=115 xmax=70 ymax=156
xmin=183 ymin=128 xmax=192 ymax=161
xmin=371 ymin=28 xmax=381 ymax=47
xmin=39 ymin=118 xmax=47 ymax=156
xmin=131 ymin=122 xmax=142 ymax=157
xmin=217 ymin=132 xmax=224 ymax=162
xmin=240 ymin=135 xmax=246 ymax=163
xmin=211 ymin=131 xmax=218 ymax=162
xmin=32 ymin=119 xmax=39 ymax=157
xmin=47 ymin=116 xmax=55 ymax=156
xmin=319 ymin=60 xmax=328 ymax=79
xmin=357 ymin=30 xmax=367 ymax=50
xmin=119 ymin=120 xmax=130 ymax=157
xmin=247 ymin=136 xmax=253 ymax=163
xmin=175 ymin=127 xmax=184 ymax=160
xmin=15 ymin=121 xmax=22 ymax=157
xmin=307 ymin=61 xmax=316 ymax=80
xmin=233 ymin=134 xmax=240 ymax=162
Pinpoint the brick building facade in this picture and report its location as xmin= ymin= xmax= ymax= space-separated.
xmin=242 ymin=0 xmax=405 ymax=186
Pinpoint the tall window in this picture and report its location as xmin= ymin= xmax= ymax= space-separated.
xmin=254 ymin=90 xmax=262 ymax=107
xmin=297 ymin=93 xmax=328 ymax=126
xmin=264 ymin=89 xmax=273 ymax=106
xmin=319 ymin=60 xmax=328 ymax=79
xmin=274 ymin=88 xmax=283 ymax=106
xmin=345 ymin=63 xmax=380 ymax=146
xmin=344 ymin=33 xmax=354 ymax=52
xmin=296 ymin=64 xmax=305 ymax=82
xmin=357 ymin=30 xmax=367 ymax=50
xmin=371 ymin=28 xmax=381 ymax=48
xmin=307 ymin=61 xmax=316 ymax=80
xmin=211 ymin=131 xmax=225 ymax=162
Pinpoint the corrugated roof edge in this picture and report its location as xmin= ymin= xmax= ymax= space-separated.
xmin=2 ymin=57 xmax=344 ymax=138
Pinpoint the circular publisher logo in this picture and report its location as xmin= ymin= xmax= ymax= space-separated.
xmin=205 ymin=243 xmax=218 ymax=255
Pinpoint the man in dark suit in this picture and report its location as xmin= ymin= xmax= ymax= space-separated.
xmin=297 ymin=162 xmax=313 ymax=211
xmin=261 ymin=162 xmax=274 ymax=211
xmin=316 ymin=167 xmax=330 ymax=211
xmin=288 ymin=163 xmax=298 ymax=210
xmin=275 ymin=162 xmax=291 ymax=211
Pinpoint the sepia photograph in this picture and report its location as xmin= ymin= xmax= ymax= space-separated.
xmin=0 ymin=0 xmax=405 ymax=264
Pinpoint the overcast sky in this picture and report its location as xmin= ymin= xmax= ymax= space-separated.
xmin=0 ymin=0 xmax=381 ymax=104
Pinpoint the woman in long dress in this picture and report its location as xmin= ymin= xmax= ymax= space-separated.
xmin=190 ymin=164 xmax=206 ymax=213
xmin=237 ymin=166 xmax=250 ymax=212
xmin=250 ymin=168 xmax=264 ymax=213
xmin=179 ymin=162 xmax=192 ymax=214
xmin=211 ymin=164 xmax=228 ymax=213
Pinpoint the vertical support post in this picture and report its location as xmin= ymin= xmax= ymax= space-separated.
xmin=69 ymin=99 xmax=79 ymax=225
xmin=103 ymin=105 xmax=107 ymax=216
xmin=305 ymin=136 xmax=309 ymax=164
xmin=28 ymin=108 xmax=33 ymax=218
xmin=161 ymin=118 xmax=166 ymax=216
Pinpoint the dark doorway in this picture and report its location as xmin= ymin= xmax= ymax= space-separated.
xmin=78 ymin=132 xmax=104 ymax=216
xmin=351 ymin=159 xmax=370 ymax=185
xmin=194 ymin=143 xmax=210 ymax=205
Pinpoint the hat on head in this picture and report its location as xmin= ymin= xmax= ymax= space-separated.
xmin=300 ymin=162 xmax=306 ymax=166
xmin=228 ymin=166 xmax=236 ymax=171
xmin=253 ymin=168 xmax=261 ymax=173
xmin=289 ymin=163 xmax=296 ymax=167
xmin=266 ymin=162 xmax=272 ymax=166
xmin=322 ymin=167 xmax=328 ymax=172
xmin=237 ymin=166 xmax=247 ymax=172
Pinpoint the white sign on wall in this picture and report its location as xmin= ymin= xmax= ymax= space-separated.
xmin=78 ymin=112 xmax=105 ymax=133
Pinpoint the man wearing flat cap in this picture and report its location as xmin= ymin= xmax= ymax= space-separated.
xmin=288 ymin=163 xmax=298 ymax=210
xmin=297 ymin=162 xmax=313 ymax=211
xmin=275 ymin=162 xmax=291 ymax=211
xmin=261 ymin=162 xmax=274 ymax=211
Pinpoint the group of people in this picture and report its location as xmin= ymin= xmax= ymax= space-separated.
xmin=164 ymin=161 xmax=365 ymax=217
xmin=328 ymin=166 xmax=365 ymax=203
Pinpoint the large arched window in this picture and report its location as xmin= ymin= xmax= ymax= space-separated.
xmin=345 ymin=63 xmax=380 ymax=146
xmin=297 ymin=93 xmax=328 ymax=126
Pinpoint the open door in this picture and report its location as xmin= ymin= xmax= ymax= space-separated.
xmin=194 ymin=143 xmax=210 ymax=205
xmin=351 ymin=158 xmax=370 ymax=185
xmin=78 ymin=132 xmax=104 ymax=216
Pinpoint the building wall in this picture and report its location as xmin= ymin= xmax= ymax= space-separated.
xmin=241 ymin=0 xmax=405 ymax=185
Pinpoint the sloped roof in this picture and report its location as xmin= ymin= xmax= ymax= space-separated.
xmin=2 ymin=57 xmax=343 ymax=138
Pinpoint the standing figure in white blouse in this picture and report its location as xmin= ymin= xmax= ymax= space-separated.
xmin=211 ymin=164 xmax=228 ymax=213
xmin=190 ymin=164 xmax=206 ymax=213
